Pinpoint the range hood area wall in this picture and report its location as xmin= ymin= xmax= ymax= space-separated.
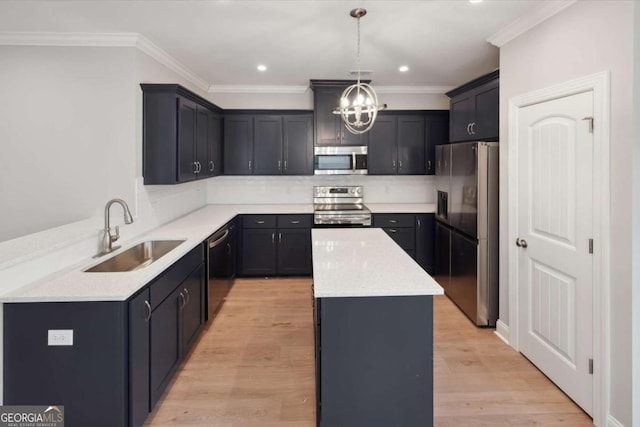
xmin=206 ymin=175 xmax=435 ymax=205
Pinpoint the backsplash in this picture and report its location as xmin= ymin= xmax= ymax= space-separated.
xmin=207 ymin=175 xmax=435 ymax=204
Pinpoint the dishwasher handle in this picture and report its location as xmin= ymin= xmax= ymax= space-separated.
xmin=208 ymin=229 xmax=230 ymax=248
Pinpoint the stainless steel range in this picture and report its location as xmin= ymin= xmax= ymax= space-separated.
xmin=313 ymin=185 xmax=371 ymax=227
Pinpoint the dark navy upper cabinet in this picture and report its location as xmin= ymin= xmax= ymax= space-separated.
xmin=224 ymin=114 xmax=254 ymax=175
xmin=206 ymin=112 xmax=223 ymax=176
xmin=254 ymin=115 xmax=284 ymax=175
xmin=310 ymin=80 xmax=368 ymax=147
xmin=369 ymin=111 xmax=447 ymax=175
xmin=425 ymin=112 xmax=449 ymax=174
xmin=224 ymin=112 xmax=313 ymax=176
xmin=141 ymin=84 xmax=223 ymax=185
xmin=446 ymin=70 xmax=499 ymax=143
xmin=283 ymin=115 xmax=314 ymax=175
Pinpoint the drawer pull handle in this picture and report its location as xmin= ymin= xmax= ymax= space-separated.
xmin=290 ymin=220 xmax=300 ymax=224
xmin=183 ymin=288 xmax=190 ymax=305
xmin=256 ymin=220 xmax=265 ymax=224
xmin=389 ymin=220 xmax=398 ymax=224
xmin=388 ymin=229 xmax=398 ymax=233
xmin=144 ymin=300 xmax=151 ymax=322
xmin=179 ymin=292 xmax=186 ymax=309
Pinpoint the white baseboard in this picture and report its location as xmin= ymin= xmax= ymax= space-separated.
xmin=607 ymin=415 xmax=624 ymax=427
xmin=494 ymin=319 xmax=510 ymax=345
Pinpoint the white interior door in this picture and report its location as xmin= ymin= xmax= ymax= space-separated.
xmin=516 ymin=91 xmax=594 ymax=416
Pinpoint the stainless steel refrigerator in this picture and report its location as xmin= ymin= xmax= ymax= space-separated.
xmin=434 ymin=142 xmax=499 ymax=326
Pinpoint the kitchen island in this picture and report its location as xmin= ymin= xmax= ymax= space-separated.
xmin=312 ymin=228 xmax=443 ymax=427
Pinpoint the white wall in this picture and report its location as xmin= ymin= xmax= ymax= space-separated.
xmin=207 ymin=175 xmax=435 ymax=205
xmin=499 ymin=1 xmax=635 ymax=424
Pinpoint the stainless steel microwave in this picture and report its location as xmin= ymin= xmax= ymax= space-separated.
xmin=314 ymin=146 xmax=368 ymax=175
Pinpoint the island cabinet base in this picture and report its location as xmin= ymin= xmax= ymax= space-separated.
xmin=315 ymin=295 xmax=434 ymax=427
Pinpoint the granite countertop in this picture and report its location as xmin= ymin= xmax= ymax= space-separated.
xmin=312 ymin=228 xmax=444 ymax=298
xmin=2 ymin=203 xmax=436 ymax=303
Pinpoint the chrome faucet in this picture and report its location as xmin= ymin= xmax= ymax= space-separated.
xmin=97 ymin=198 xmax=134 ymax=257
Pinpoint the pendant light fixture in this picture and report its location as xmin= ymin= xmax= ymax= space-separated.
xmin=333 ymin=8 xmax=386 ymax=134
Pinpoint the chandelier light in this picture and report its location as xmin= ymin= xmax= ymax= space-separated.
xmin=333 ymin=8 xmax=387 ymax=134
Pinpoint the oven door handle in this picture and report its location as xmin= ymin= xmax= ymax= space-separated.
xmin=209 ymin=229 xmax=230 ymax=248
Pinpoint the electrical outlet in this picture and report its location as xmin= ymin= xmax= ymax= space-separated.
xmin=48 ymin=329 xmax=73 ymax=346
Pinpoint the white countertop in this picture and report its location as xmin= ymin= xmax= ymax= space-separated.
xmin=1 ymin=204 xmax=312 ymax=303
xmin=312 ymin=228 xmax=444 ymax=298
xmin=2 ymin=203 xmax=436 ymax=303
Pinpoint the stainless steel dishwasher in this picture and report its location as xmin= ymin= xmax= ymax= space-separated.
xmin=206 ymin=220 xmax=236 ymax=321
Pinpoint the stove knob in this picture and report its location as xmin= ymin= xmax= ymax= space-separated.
xmin=321 ymin=188 xmax=327 ymax=194
xmin=350 ymin=188 xmax=355 ymax=194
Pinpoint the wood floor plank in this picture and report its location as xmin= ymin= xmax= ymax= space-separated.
xmin=145 ymin=278 xmax=592 ymax=426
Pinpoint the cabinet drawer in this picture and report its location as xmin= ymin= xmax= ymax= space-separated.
xmin=150 ymin=245 xmax=203 ymax=310
xmin=373 ymin=214 xmax=415 ymax=228
xmin=242 ymin=214 xmax=277 ymax=229
xmin=277 ymin=214 xmax=312 ymax=229
xmin=382 ymin=227 xmax=416 ymax=251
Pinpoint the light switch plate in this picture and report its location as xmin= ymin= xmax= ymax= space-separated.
xmin=48 ymin=329 xmax=73 ymax=346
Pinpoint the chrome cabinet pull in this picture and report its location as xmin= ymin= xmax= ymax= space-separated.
xmin=392 ymin=160 xmax=396 ymax=169
xmin=515 ymin=238 xmax=528 ymax=248
xmin=278 ymin=160 xmax=282 ymax=171
xmin=427 ymin=160 xmax=432 ymax=172
xmin=284 ymin=160 xmax=287 ymax=171
xmin=290 ymin=220 xmax=300 ymax=224
xmin=389 ymin=219 xmax=398 ymax=224
xmin=144 ymin=300 xmax=151 ymax=322
xmin=179 ymin=292 xmax=186 ymax=309
xmin=398 ymin=160 xmax=403 ymax=170
xmin=193 ymin=162 xmax=198 ymax=173
xmin=209 ymin=160 xmax=214 ymax=172
xmin=417 ymin=219 xmax=421 ymax=228
xmin=470 ymin=122 xmax=476 ymax=135
xmin=388 ymin=229 xmax=398 ymax=233
xmin=272 ymin=233 xmax=275 ymax=245
xmin=183 ymin=288 xmax=190 ymax=305
xmin=227 ymin=242 xmax=231 ymax=255
xmin=248 ymin=160 xmax=252 ymax=172
xmin=278 ymin=233 xmax=282 ymax=244
xmin=256 ymin=220 xmax=265 ymax=224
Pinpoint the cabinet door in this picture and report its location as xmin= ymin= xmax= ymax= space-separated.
xmin=415 ymin=214 xmax=435 ymax=274
xmin=129 ymin=288 xmax=150 ymax=427
xmin=340 ymin=121 xmax=368 ymax=146
xmin=314 ymin=87 xmax=341 ymax=146
xmin=397 ymin=115 xmax=426 ymax=175
xmin=254 ymin=115 xmax=283 ymax=175
xmin=241 ymin=228 xmax=277 ymax=276
xmin=277 ymin=228 xmax=312 ymax=276
xmin=206 ymin=112 xmax=223 ymax=177
xmin=425 ymin=113 xmax=449 ymax=175
xmin=473 ymin=82 xmax=499 ymax=141
xmin=195 ymin=105 xmax=209 ymax=179
xmin=177 ymin=97 xmax=197 ymax=182
xmin=150 ymin=287 xmax=181 ymax=407
xmin=283 ymin=115 xmax=313 ymax=175
xmin=382 ymin=227 xmax=416 ymax=254
xmin=449 ymin=94 xmax=474 ymax=143
xmin=181 ymin=264 xmax=204 ymax=355
xmin=224 ymin=115 xmax=254 ymax=175
xmin=368 ymin=115 xmax=397 ymax=175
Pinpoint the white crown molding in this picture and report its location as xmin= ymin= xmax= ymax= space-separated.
xmin=134 ymin=34 xmax=210 ymax=91
xmin=375 ymin=86 xmax=454 ymax=95
xmin=0 ymin=31 xmax=210 ymax=92
xmin=209 ymin=85 xmax=310 ymax=94
xmin=0 ymin=32 xmax=451 ymax=96
xmin=487 ymin=0 xmax=577 ymax=47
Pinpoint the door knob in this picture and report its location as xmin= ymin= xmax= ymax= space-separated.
xmin=515 ymin=238 xmax=528 ymax=248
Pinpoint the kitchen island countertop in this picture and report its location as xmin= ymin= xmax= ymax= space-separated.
xmin=312 ymin=228 xmax=444 ymax=298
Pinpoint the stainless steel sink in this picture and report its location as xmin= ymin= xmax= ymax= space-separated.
xmin=84 ymin=240 xmax=185 ymax=272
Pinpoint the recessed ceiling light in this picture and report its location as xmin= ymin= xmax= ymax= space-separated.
xmin=257 ymin=64 xmax=267 ymax=72
xmin=399 ymin=65 xmax=409 ymax=73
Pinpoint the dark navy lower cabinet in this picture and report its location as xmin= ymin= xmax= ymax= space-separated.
xmin=315 ymin=295 xmax=434 ymax=427
xmin=4 ymin=246 xmax=206 ymax=427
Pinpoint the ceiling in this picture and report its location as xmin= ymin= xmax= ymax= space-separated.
xmin=0 ymin=1 xmax=557 ymax=91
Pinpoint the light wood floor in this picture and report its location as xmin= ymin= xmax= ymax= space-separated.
xmin=145 ymin=277 xmax=592 ymax=426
